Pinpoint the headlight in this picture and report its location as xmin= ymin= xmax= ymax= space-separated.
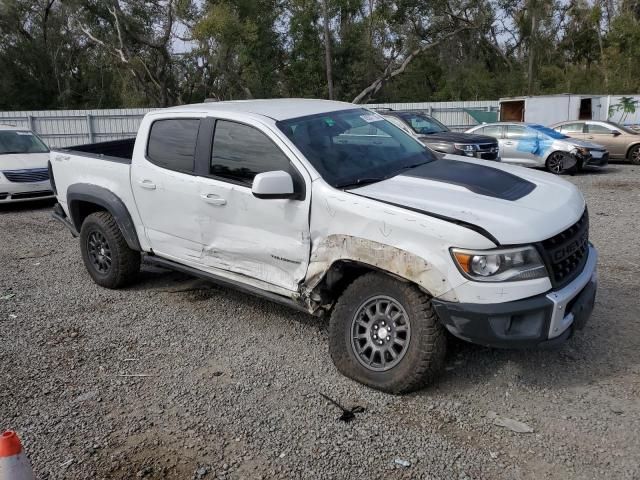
xmin=573 ymin=146 xmax=589 ymax=156
xmin=451 ymin=246 xmax=547 ymax=282
xmin=454 ymin=143 xmax=477 ymax=156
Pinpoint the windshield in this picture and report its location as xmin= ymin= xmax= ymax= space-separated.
xmin=0 ymin=130 xmax=49 ymax=154
xmin=277 ymin=109 xmax=436 ymax=188
xmin=397 ymin=112 xmax=449 ymax=135
xmin=529 ymin=124 xmax=568 ymax=140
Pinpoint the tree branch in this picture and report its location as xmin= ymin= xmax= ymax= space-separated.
xmin=352 ymin=26 xmax=470 ymax=104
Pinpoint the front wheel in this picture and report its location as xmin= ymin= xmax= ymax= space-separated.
xmin=80 ymin=211 xmax=140 ymax=289
xmin=628 ymin=144 xmax=640 ymax=165
xmin=329 ymin=273 xmax=446 ymax=394
xmin=546 ymin=151 xmax=574 ymax=174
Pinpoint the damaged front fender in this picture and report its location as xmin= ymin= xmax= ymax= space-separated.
xmin=303 ymin=234 xmax=449 ymax=304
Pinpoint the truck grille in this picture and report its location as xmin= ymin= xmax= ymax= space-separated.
xmin=476 ymin=143 xmax=499 ymax=160
xmin=2 ymin=168 xmax=50 ymax=183
xmin=539 ymin=210 xmax=589 ymax=288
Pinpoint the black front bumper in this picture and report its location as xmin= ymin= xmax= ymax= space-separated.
xmin=432 ymin=277 xmax=597 ymax=349
xmin=585 ymin=152 xmax=609 ymax=167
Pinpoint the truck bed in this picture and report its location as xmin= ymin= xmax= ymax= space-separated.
xmin=57 ymin=138 xmax=135 ymax=163
xmin=50 ymin=138 xmax=142 ymax=235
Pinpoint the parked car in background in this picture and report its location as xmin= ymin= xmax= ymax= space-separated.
xmin=0 ymin=125 xmax=53 ymax=203
xmin=376 ymin=109 xmax=500 ymax=161
xmin=466 ymin=122 xmax=609 ymax=173
xmin=551 ymin=120 xmax=640 ymax=164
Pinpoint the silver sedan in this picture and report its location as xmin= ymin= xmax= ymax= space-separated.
xmin=466 ymin=122 xmax=609 ymax=173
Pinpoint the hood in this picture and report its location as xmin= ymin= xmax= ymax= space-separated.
xmin=563 ymin=138 xmax=607 ymax=150
xmin=418 ymin=132 xmax=498 ymax=144
xmin=0 ymin=152 xmax=50 ymax=171
xmin=350 ymin=157 xmax=585 ymax=245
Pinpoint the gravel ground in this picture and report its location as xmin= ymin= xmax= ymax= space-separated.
xmin=1 ymin=163 xmax=639 ymax=479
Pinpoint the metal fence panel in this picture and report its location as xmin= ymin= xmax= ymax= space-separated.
xmin=0 ymin=108 xmax=155 ymax=148
xmin=0 ymin=101 xmax=499 ymax=147
xmin=367 ymin=101 xmax=499 ymax=131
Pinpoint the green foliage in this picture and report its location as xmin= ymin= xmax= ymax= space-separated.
xmin=1 ymin=0 xmax=640 ymax=109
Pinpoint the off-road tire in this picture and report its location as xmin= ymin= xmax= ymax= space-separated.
xmin=329 ymin=272 xmax=446 ymax=394
xmin=628 ymin=144 xmax=640 ymax=165
xmin=80 ymin=211 xmax=140 ymax=289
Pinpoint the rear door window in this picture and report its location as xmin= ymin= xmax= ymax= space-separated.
xmin=505 ymin=125 xmax=529 ymax=139
xmin=147 ymin=119 xmax=201 ymax=172
xmin=480 ymin=125 xmax=503 ymax=138
xmin=558 ymin=123 xmax=584 ymax=134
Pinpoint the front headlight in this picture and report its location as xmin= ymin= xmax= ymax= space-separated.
xmin=454 ymin=143 xmax=477 ymax=156
xmin=572 ymin=146 xmax=589 ymax=157
xmin=451 ymin=246 xmax=547 ymax=282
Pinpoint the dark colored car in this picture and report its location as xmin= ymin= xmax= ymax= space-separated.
xmin=377 ymin=109 xmax=500 ymax=161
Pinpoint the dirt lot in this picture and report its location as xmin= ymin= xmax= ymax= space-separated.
xmin=1 ymin=164 xmax=639 ymax=479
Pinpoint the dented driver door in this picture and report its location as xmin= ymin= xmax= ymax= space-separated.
xmin=194 ymin=118 xmax=311 ymax=293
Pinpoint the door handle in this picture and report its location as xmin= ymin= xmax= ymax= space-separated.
xmin=587 ymin=136 xmax=594 ymax=139
xmin=200 ymin=193 xmax=226 ymax=206
xmin=138 ymin=179 xmax=156 ymax=190
xmin=504 ymin=141 xmax=514 ymax=146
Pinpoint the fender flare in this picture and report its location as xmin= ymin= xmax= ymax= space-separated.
xmin=66 ymin=183 xmax=142 ymax=251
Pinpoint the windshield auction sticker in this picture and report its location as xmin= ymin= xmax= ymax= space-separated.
xmin=360 ymin=112 xmax=384 ymax=123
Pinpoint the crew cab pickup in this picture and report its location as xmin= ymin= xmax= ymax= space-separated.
xmin=50 ymin=100 xmax=598 ymax=393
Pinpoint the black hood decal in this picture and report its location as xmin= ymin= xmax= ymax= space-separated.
xmin=401 ymin=160 xmax=536 ymax=201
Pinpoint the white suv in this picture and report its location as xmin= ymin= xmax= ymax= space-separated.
xmin=0 ymin=126 xmax=53 ymax=203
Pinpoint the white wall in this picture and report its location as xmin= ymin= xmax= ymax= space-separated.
xmin=524 ymin=96 xmax=572 ymax=125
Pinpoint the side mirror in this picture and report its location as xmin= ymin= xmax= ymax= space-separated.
xmin=251 ymin=171 xmax=295 ymax=199
xmin=612 ymin=130 xmax=621 ymax=137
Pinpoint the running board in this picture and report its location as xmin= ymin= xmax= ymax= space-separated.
xmin=145 ymin=255 xmax=313 ymax=315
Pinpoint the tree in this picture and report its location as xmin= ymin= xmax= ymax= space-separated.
xmin=609 ymin=96 xmax=639 ymax=123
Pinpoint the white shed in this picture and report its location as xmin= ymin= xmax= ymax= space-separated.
xmin=499 ymin=94 xmax=640 ymax=127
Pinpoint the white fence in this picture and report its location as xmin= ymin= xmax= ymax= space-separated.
xmin=0 ymin=101 xmax=499 ymax=148
xmin=0 ymin=108 xmax=155 ymax=148
xmin=368 ymin=101 xmax=499 ymax=131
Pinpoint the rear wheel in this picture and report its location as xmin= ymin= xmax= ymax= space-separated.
xmin=329 ymin=273 xmax=446 ymax=394
xmin=80 ymin=211 xmax=140 ymax=288
xmin=628 ymin=144 xmax=640 ymax=165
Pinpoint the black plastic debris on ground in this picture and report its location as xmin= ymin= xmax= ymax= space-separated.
xmin=319 ymin=393 xmax=365 ymax=422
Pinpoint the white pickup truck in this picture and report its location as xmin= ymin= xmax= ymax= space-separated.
xmin=50 ymin=99 xmax=597 ymax=393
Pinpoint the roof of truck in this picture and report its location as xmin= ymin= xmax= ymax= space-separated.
xmin=164 ymin=98 xmax=359 ymax=121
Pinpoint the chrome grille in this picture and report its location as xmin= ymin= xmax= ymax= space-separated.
xmin=2 ymin=168 xmax=49 ymax=183
xmin=540 ymin=210 xmax=589 ymax=287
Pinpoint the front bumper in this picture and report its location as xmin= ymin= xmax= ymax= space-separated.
xmin=432 ymin=246 xmax=598 ymax=348
xmin=0 ymin=178 xmax=53 ymax=203
xmin=584 ymin=151 xmax=609 ymax=168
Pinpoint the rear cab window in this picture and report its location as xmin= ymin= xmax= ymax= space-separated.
xmin=146 ymin=119 xmax=201 ymax=173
